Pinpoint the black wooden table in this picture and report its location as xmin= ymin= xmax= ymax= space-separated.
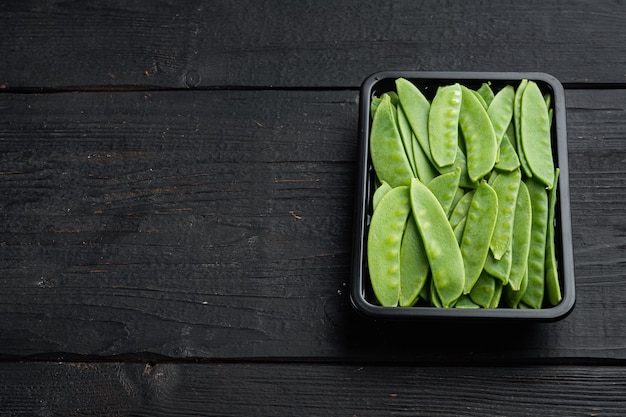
xmin=1 ymin=1 xmax=625 ymax=415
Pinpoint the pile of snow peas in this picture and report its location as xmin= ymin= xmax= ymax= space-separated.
xmin=367 ymin=78 xmax=561 ymax=309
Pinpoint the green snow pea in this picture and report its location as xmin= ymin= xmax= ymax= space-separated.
xmin=396 ymin=104 xmax=418 ymax=177
xmin=471 ymin=89 xmax=489 ymax=110
xmin=508 ymin=181 xmax=532 ymax=291
xmin=521 ymin=81 xmax=555 ymax=189
xmin=370 ymin=94 xmax=414 ymax=188
xmin=490 ymin=169 xmax=522 ymax=260
xmin=427 ymin=167 xmax=461 ymax=215
xmin=521 ymin=178 xmax=549 ymax=309
xmin=503 ymin=270 xmax=528 ymax=308
xmin=455 ymin=294 xmax=481 ymax=309
xmin=429 ymin=278 xmax=443 ymax=308
xmin=494 ymin=133 xmax=520 ymax=172
xmin=449 ymin=190 xmax=475 ymax=229
xmin=459 ymin=85 xmax=498 ymax=182
xmin=476 ymin=83 xmax=495 ymax=107
xmin=399 ymin=217 xmax=429 ymax=307
xmin=545 ymin=94 xmax=554 ymax=128
xmin=453 ymin=216 xmax=467 ymax=244
xmin=410 ymin=178 xmax=465 ymax=307
xmin=429 ymin=83 xmax=462 ymax=168
xmin=545 ymin=168 xmax=561 ymax=306
xmin=411 ymin=131 xmax=438 ymax=184
xmin=487 ymin=85 xmax=515 ymax=147
xmin=438 ymin=147 xmax=475 ymax=188
xmin=469 ymin=270 xmax=496 ymax=308
xmin=449 ymin=188 xmax=465 ymax=220
xmin=367 ymin=186 xmax=411 ymax=306
xmin=487 ymin=169 xmax=499 ymax=186
xmin=514 ymin=79 xmax=533 ymax=178
xmin=544 ymin=93 xmax=552 ymax=112
xmin=372 ymin=181 xmax=392 ymax=211
xmin=396 ymin=78 xmax=433 ymax=166
xmin=419 ymin=275 xmax=432 ymax=305
xmin=489 ymin=280 xmax=503 ymax=308
xmin=371 ymin=92 xmax=399 ymax=118
xmin=484 ymin=241 xmax=512 ymax=285
xmin=371 ymin=96 xmax=382 ymax=118
xmin=460 ymin=181 xmax=499 ymax=294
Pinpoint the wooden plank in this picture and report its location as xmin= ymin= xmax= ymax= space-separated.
xmin=0 ymin=89 xmax=625 ymax=361
xmin=1 ymin=0 xmax=625 ymax=89
xmin=2 ymin=361 xmax=626 ymax=416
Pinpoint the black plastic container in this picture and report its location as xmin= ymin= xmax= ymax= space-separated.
xmin=351 ymin=71 xmax=575 ymax=321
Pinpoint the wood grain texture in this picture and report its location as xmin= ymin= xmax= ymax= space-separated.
xmin=1 ymin=0 xmax=625 ymax=89
xmin=2 ymin=361 xmax=626 ymax=416
xmin=0 ymin=88 xmax=625 ymax=362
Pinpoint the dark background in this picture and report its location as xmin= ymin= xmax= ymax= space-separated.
xmin=1 ymin=1 xmax=625 ymax=415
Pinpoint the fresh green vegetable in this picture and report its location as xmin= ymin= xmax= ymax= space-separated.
xmin=508 ymin=181 xmax=532 ymax=292
xmin=520 ymin=178 xmax=550 ymax=309
xmin=428 ymin=83 xmax=462 ymax=168
xmin=370 ymin=94 xmax=413 ymax=188
xmin=460 ymin=181 xmax=498 ymax=294
xmin=426 ymin=167 xmax=461 ymax=215
xmin=520 ymin=81 xmax=555 ymax=189
xmin=410 ymin=178 xmax=465 ymax=308
xmin=489 ymin=169 xmax=522 ymax=260
xmin=367 ymin=78 xmax=561 ymax=309
xmin=545 ymin=168 xmax=562 ymax=306
xmin=399 ymin=216 xmax=429 ymax=307
xmin=459 ymin=85 xmax=498 ymax=182
xmin=367 ymin=186 xmax=411 ymax=306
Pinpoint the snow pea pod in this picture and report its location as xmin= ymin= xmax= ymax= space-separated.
xmin=453 ymin=216 xmax=467 ymax=244
xmin=521 ymin=178 xmax=549 ymax=309
xmin=396 ymin=78 xmax=433 ymax=166
xmin=429 ymin=83 xmax=462 ymax=168
xmin=371 ymin=96 xmax=382 ymax=118
xmin=367 ymin=186 xmax=411 ymax=306
xmin=476 ymin=83 xmax=495 ymax=107
xmin=455 ymin=294 xmax=480 ymax=309
xmin=371 ymin=92 xmax=399 ymax=118
xmin=449 ymin=190 xmax=475 ymax=229
xmin=429 ymin=278 xmax=443 ymax=308
xmin=487 ymin=85 xmax=515 ymax=147
xmin=372 ymin=181 xmax=392 ymax=211
xmin=399 ymin=217 xmax=429 ymax=307
xmin=438 ymin=147 xmax=474 ymax=188
xmin=489 ymin=280 xmax=503 ymax=308
xmin=508 ymin=181 xmax=532 ymax=291
xmin=490 ymin=169 xmax=522 ymax=260
xmin=459 ymin=86 xmax=497 ymax=182
xmin=419 ymin=276 xmax=431 ymax=305
xmin=469 ymin=271 xmax=496 ymax=308
xmin=397 ymin=104 xmax=418 ymax=177
xmin=427 ymin=167 xmax=461 ymax=215
xmin=546 ymin=93 xmax=554 ymax=128
xmin=545 ymin=168 xmax=561 ymax=306
xmin=460 ymin=181 xmax=499 ymax=294
xmin=410 ymin=178 xmax=465 ymax=307
xmin=411 ymin=132 xmax=438 ymax=184
xmin=370 ymin=94 xmax=414 ymax=188
xmin=503 ymin=270 xmax=528 ymax=308
xmin=543 ymin=93 xmax=554 ymax=126
xmin=494 ymin=133 xmax=520 ymax=172
xmin=449 ymin=187 xmax=465 ymax=218
xmin=514 ymin=79 xmax=533 ymax=178
xmin=471 ymin=90 xmax=489 ymax=110
xmin=484 ymin=242 xmax=512 ymax=285
xmin=521 ymin=81 xmax=555 ymax=189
